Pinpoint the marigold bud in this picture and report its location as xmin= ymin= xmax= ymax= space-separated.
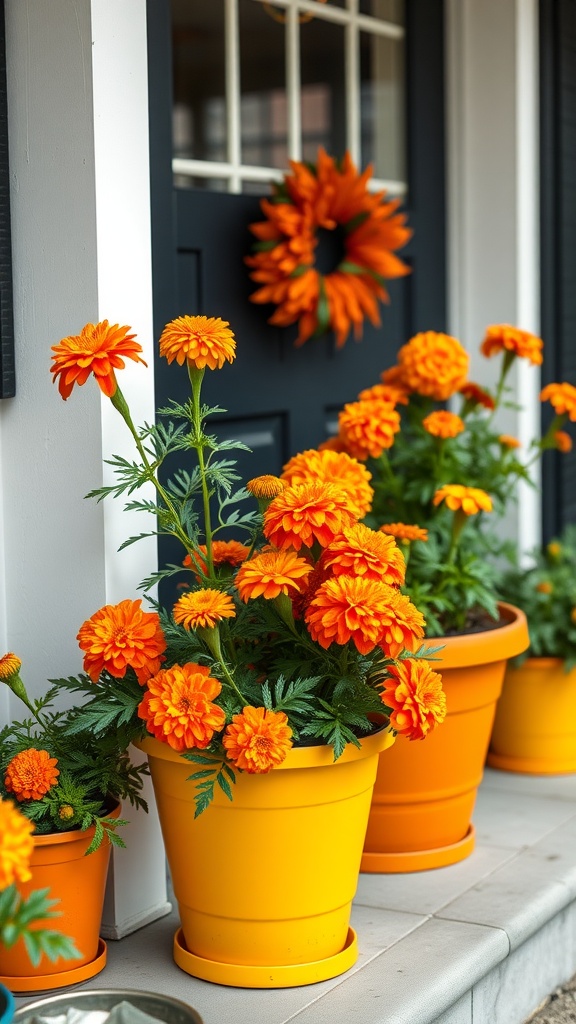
xmin=58 ymin=804 xmax=75 ymax=821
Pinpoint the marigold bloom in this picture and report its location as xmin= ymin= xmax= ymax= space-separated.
xmin=422 ymin=410 xmax=465 ymax=439
xmin=317 ymin=436 xmax=350 ymax=454
xmin=547 ymin=541 xmax=562 ymax=559
xmin=541 ymin=382 xmax=576 ymax=421
xmin=281 ymin=448 xmax=374 ymax=518
xmin=536 ymin=581 xmax=553 ymax=594
xmin=499 ymin=434 xmax=521 ymax=449
xmin=159 ymin=315 xmax=236 ymax=370
xmin=5 ymin=748 xmax=60 ymax=802
xmin=381 ymin=660 xmax=447 ymax=741
xmin=173 ymin=589 xmax=236 ymax=630
xmin=322 ymin=523 xmax=406 ymax=586
xmin=183 ymin=540 xmax=250 ymax=577
xmin=235 ymin=549 xmax=313 ymax=601
xmin=305 ymin=576 xmax=417 ymax=656
xmin=358 ymin=383 xmax=409 ymax=405
xmin=0 ymin=799 xmax=35 ymax=888
xmin=380 ymin=522 xmax=429 ymax=543
xmin=481 ymin=324 xmax=543 ymax=365
xmin=246 ymin=475 xmax=285 ymax=499
xmin=571 ymin=607 xmax=576 ymax=625
xmin=337 ymin=399 xmax=401 ymax=461
xmin=379 ymin=590 xmax=426 ymax=658
xmin=263 ymin=481 xmax=358 ymax=551
xmin=433 ymin=485 xmax=493 ymax=515
xmin=77 ymin=599 xmax=166 ymax=686
xmin=138 ymin=663 xmax=226 ymax=753
xmin=222 ymin=706 xmax=293 ymax=773
xmin=397 ymin=332 xmax=469 ymax=400
xmin=0 ymin=652 xmax=22 ymax=680
xmin=459 ymin=382 xmax=496 ymax=411
xmin=51 ymin=320 xmax=145 ymax=400
xmin=555 ymin=430 xmax=573 ymax=453
xmin=380 ymin=364 xmax=409 ymax=390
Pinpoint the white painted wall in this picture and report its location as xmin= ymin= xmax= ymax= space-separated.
xmin=2 ymin=0 xmax=169 ymax=938
xmin=446 ymin=0 xmax=541 ymax=559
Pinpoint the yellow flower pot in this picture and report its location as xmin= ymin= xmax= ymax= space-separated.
xmin=135 ymin=726 xmax=394 ymax=988
xmin=361 ymin=603 xmax=529 ymax=872
xmin=488 ymin=657 xmax=576 ymax=773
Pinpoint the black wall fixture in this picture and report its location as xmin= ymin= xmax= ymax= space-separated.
xmin=0 ymin=0 xmax=14 ymax=398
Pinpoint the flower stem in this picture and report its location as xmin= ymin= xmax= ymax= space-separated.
xmin=188 ymin=365 xmax=215 ymax=577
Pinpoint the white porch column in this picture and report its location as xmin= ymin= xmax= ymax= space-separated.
xmin=446 ymin=0 xmax=541 ymax=558
xmin=3 ymin=0 xmax=170 ymax=937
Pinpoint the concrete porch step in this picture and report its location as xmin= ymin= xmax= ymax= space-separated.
xmin=15 ymin=768 xmax=576 ymax=1024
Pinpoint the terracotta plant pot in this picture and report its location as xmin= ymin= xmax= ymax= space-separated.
xmin=0 ymin=804 xmax=120 ymax=993
xmin=136 ymin=727 xmax=394 ymax=989
xmin=361 ymin=603 xmax=529 ymax=873
xmin=0 ymin=983 xmax=14 ymax=1024
xmin=487 ymin=657 xmax=576 ymax=773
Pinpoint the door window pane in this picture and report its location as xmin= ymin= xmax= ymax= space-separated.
xmin=240 ymin=0 xmax=287 ymax=170
xmin=359 ymin=0 xmax=404 ymax=23
xmin=300 ymin=17 xmax=346 ymax=160
xmin=360 ymin=28 xmax=405 ymax=181
xmin=171 ymin=0 xmax=226 ymax=169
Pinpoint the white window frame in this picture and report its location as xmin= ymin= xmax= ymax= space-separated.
xmin=172 ymin=0 xmax=407 ymax=196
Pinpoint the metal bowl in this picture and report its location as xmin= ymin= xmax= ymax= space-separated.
xmin=12 ymin=990 xmax=203 ymax=1024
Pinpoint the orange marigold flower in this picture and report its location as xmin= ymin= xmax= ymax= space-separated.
xmin=173 ymin=589 xmax=236 ymax=630
xmin=570 ymin=607 xmax=576 ymax=625
xmin=51 ymin=320 xmax=146 ymax=401
xmin=222 ymin=706 xmax=293 ymax=773
xmin=536 ymin=581 xmax=553 ymax=594
xmin=337 ymin=399 xmax=401 ymax=461
xmin=358 ymin=383 xmax=409 ymax=405
xmin=246 ymin=475 xmax=285 ymax=499
xmin=397 ymin=332 xmax=469 ymax=401
xmin=541 ymin=382 xmax=576 ymax=421
xmin=322 ymin=523 xmax=406 ymax=586
xmin=380 ymin=364 xmax=409 ymax=390
xmin=380 ymin=522 xmax=429 ymax=543
xmin=379 ymin=589 xmax=426 ymax=659
xmin=305 ymin=576 xmax=418 ymax=656
xmin=0 ymin=653 xmax=22 ymax=680
xmin=5 ymin=749 xmax=60 ymax=802
xmin=183 ymin=540 xmax=250 ymax=577
xmin=459 ymin=382 xmax=496 ymax=410
xmin=263 ymin=481 xmax=358 ymax=551
xmin=555 ymin=431 xmax=573 ymax=453
xmin=138 ymin=663 xmax=226 ymax=753
xmin=318 ymin=436 xmax=350 ymax=454
xmin=481 ymin=324 xmax=543 ymax=365
xmin=433 ymin=485 xmax=493 ymax=515
xmin=235 ymin=549 xmax=313 ymax=601
xmin=422 ymin=410 xmax=465 ymax=439
xmin=159 ymin=315 xmax=236 ymax=371
xmin=77 ymin=599 xmax=166 ymax=686
xmin=547 ymin=541 xmax=562 ymax=559
xmin=0 ymin=799 xmax=35 ymax=888
xmin=281 ymin=448 xmax=374 ymax=518
xmin=499 ymin=434 xmax=521 ymax=449
xmin=381 ymin=660 xmax=447 ymax=741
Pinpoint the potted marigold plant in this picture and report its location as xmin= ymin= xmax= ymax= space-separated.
xmin=48 ymin=314 xmax=446 ymax=989
xmin=319 ymin=326 xmax=576 ymax=870
xmin=488 ymin=526 xmax=576 ymax=774
xmin=0 ymin=655 xmax=147 ymax=992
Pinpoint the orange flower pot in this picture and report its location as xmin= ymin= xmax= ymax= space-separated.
xmin=488 ymin=657 xmax=576 ymax=773
xmin=136 ymin=727 xmax=394 ymax=989
xmin=361 ymin=603 xmax=529 ymax=873
xmin=0 ymin=805 xmax=119 ymax=993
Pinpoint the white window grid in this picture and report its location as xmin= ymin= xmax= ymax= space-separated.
xmin=172 ymin=0 xmax=407 ymax=197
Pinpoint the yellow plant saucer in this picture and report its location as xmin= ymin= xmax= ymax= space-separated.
xmin=0 ymin=938 xmax=107 ymax=995
xmin=360 ymin=824 xmax=476 ymax=873
xmin=173 ymin=927 xmax=358 ymax=988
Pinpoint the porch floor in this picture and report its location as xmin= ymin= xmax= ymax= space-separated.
xmin=15 ymin=767 xmax=576 ymax=1024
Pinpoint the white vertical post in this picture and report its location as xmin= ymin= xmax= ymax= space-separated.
xmin=445 ymin=0 xmax=541 ymax=557
xmin=3 ymin=0 xmax=170 ymax=938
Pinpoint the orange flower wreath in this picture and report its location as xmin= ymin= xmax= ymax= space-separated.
xmin=245 ymin=148 xmax=412 ymax=349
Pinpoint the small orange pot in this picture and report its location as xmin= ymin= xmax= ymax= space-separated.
xmin=361 ymin=603 xmax=529 ymax=873
xmin=0 ymin=804 xmax=119 ymax=993
xmin=136 ymin=727 xmax=394 ymax=988
xmin=488 ymin=657 xmax=576 ymax=773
